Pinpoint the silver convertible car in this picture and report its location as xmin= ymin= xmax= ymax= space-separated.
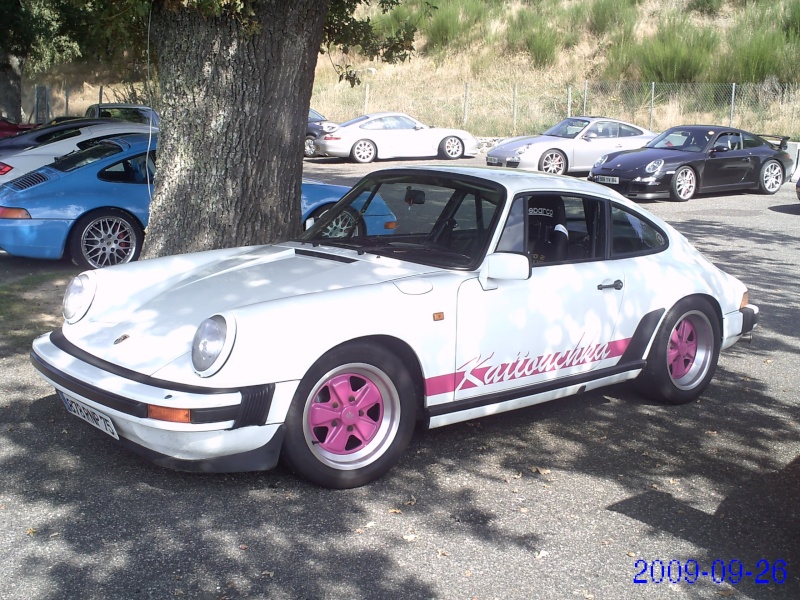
xmin=31 ymin=166 xmax=758 ymax=488
xmin=487 ymin=116 xmax=656 ymax=175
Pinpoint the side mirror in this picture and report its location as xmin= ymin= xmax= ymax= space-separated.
xmin=585 ymin=132 xmax=598 ymax=140
xmin=478 ymin=253 xmax=531 ymax=290
xmin=712 ymin=145 xmax=728 ymax=153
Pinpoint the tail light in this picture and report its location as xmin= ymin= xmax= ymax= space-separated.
xmin=0 ymin=162 xmax=12 ymax=176
xmin=323 ymin=135 xmax=340 ymax=141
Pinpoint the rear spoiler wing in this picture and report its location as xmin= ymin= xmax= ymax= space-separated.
xmin=757 ymin=134 xmax=790 ymax=150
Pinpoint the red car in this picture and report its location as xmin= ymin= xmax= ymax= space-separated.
xmin=0 ymin=117 xmax=37 ymax=140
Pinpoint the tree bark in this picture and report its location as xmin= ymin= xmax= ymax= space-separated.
xmin=0 ymin=53 xmax=23 ymax=122
xmin=144 ymin=0 xmax=331 ymax=258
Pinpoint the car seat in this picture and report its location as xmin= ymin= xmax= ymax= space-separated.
xmin=528 ymin=196 xmax=568 ymax=264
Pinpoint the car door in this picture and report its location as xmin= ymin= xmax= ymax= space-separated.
xmin=702 ymin=131 xmax=754 ymax=189
xmin=574 ymin=121 xmax=631 ymax=170
xmin=453 ymin=192 xmax=626 ymax=402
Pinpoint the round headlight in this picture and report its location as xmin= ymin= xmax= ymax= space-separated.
xmin=515 ymin=144 xmax=532 ymax=155
xmin=645 ymin=159 xmax=664 ymax=174
xmin=594 ymin=154 xmax=608 ymax=168
xmin=192 ymin=314 xmax=236 ymax=377
xmin=63 ymin=273 xmax=96 ymax=324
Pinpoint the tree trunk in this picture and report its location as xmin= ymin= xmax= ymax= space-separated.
xmin=144 ymin=1 xmax=331 ymax=258
xmin=0 ymin=53 xmax=23 ymax=122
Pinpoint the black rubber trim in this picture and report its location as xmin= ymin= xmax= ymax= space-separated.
xmin=740 ymin=306 xmax=758 ymax=335
xmin=116 ymin=425 xmax=285 ymax=473
xmin=619 ymin=308 xmax=665 ymax=363
xmin=295 ymin=248 xmax=356 ymax=263
xmin=49 ymin=328 xmax=241 ymax=394
xmin=32 ymin=340 xmax=275 ymax=426
xmin=427 ymin=360 xmax=645 ymax=419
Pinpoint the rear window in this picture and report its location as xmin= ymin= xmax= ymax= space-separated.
xmin=51 ymin=142 xmax=122 ymax=172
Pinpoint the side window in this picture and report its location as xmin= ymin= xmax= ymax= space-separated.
xmin=610 ymin=205 xmax=667 ymax=257
xmin=715 ymin=132 xmax=742 ymax=151
xmin=97 ymin=152 xmax=155 ymax=184
xmin=496 ymin=194 xmax=604 ymax=263
xmin=742 ymin=133 xmax=763 ymax=149
xmin=619 ymin=124 xmax=644 ymax=137
xmin=361 ymin=118 xmax=388 ymax=131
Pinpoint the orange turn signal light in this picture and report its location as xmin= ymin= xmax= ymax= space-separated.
xmin=0 ymin=207 xmax=31 ymax=219
xmin=148 ymin=405 xmax=191 ymax=423
xmin=384 ymin=221 xmax=398 ymax=230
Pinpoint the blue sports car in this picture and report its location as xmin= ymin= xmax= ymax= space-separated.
xmin=0 ymin=133 xmax=395 ymax=269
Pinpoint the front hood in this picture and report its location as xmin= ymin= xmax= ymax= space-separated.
xmin=596 ymin=147 xmax=687 ymax=173
xmin=67 ymin=244 xmax=437 ymax=375
xmin=492 ymin=135 xmax=550 ymax=153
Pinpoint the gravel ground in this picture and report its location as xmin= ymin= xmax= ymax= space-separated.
xmin=1 ymin=157 xmax=798 ymax=600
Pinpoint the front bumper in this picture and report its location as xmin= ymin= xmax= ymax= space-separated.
xmin=721 ymin=304 xmax=759 ymax=351
xmin=588 ymin=172 xmax=673 ymax=200
xmin=30 ymin=330 xmax=284 ymax=473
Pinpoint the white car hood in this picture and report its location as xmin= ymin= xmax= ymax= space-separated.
xmin=67 ymin=244 xmax=436 ymax=375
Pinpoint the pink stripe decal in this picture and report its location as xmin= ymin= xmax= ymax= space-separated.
xmin=425 ymin=337 xmax=631 ymax=396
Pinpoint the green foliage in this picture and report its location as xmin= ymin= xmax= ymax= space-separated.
xmin=783 ymin=0 xmax=800 ymax=37
xmin=688 ymin=0 xmax=723 ymax=16
xmin=505 ymin=8 xmax=559 ymax=67
xmin=633 ymin=17 xmax=718 ymax=82
xmin=587 ymin=0 xmax=638 ymax=37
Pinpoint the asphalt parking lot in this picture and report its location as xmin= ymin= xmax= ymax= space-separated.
xmin=1 ymin=156 xmax=799 ymax=600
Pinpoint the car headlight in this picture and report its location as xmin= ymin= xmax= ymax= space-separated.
xmin=515 ymin=144 xmax=532 ymax=155
xmin=645 ymin=159 xmax=664 ymax=174
xmin=594 ymin=154 xmax=608 ymax=168
xmin=191 ymin=314 xmax=236 ymax=377
xmin=63 ymin=273 xmax=96 ymax=324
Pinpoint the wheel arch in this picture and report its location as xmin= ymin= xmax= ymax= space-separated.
xmin=64 ymin=206 xmax=147 ymax=258
xmin=326 ymin=334 xmax=428 ymax=422
xmin=647 ymin=293 xmax=724 ymax=355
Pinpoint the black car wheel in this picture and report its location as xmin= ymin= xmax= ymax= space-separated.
xmin=758 ymin=160 xmax=783 ymax=194
xmin=304 ymin=135 xmax=317 ymax=158
xmin=68 ymin=208 xmax=144 ymax=269
xmin=669 ymin=166 xmax=696 ymax=201
xmin=282 ymin=341 xmax=417 ymax=488
xmin=635 ymin=297 xmax=721 ymax=405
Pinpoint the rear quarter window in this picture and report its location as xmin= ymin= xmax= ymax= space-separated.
xmin=610 ymin=205 xmax=667 ymax=257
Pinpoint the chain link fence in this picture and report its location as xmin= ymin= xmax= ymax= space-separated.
xmin=20 ymin=79 xmax=800 ymax=140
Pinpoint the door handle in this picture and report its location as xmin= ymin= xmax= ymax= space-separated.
xmin=597 ymin=279 xmax=623 ymax=291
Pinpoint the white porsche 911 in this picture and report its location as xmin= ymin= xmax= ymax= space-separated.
xmin=31 ymin=166 xmax=758 ymax=488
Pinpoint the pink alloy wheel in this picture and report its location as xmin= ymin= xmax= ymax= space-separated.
xmin=668 ymin=318 xmax=697 ymax=380
xmin=307 ymin=372 xmax=384 ymax=455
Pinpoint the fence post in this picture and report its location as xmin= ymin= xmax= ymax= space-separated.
xmin=650 ymin=82 xmax=655 ymax=131
xmin=65 ymin=85 xmax=70 ymax=116
xmin=463 ymin=82 xmax=470 ymax=126
xmin=363 ymin=82 xmax=370 ymax=115
xmin=98 ymin=85 xmax=103 ymax=105
xmin=583 ymin=80 xmax=588 ymax=115
xmin=567 ymin=85 xmax=572 ymax=117
xmin=729 ymin=83 xmax=736 ymax=127
xmin=512 ymin=83 xmax=518 ymax=135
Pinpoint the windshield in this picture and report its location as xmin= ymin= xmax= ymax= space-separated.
xmin=646 ymin=128 xmax=711 ymax=152
xmin=51 ymin=141 xmax=123 ymax=172
xmin=300 ymin=172 xmax=506 ymax=269
xmin=543 ymin=118 xmax=590 ymax=139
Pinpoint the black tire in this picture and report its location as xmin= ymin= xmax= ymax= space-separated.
xmin=439 ymin=136 xmax=464 ymax=159
xmin=538 ymin=149 xmax=567 ymax=174
xmin=303 ymin=135 xmax=317 ymax=158
xmin=282 ymin=341 xmax=417 ymax=488
xmin=68 ymin=208 xmax=144 ymax=269
xmin=350 ymin=139 xmax=377 ymax=163
xmin=669 ymin=166 xmax=696 ymax=201
xmin=636 ymin=297 xmax=721 ymax=405
xmin=313 ymin=206 xmax=363 ymax=237
xmin=758 ymin=159 xmax=783 ymax=194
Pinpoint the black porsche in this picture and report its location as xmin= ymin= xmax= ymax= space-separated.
xmin=588 ymin=125 xmax=795 ymax=201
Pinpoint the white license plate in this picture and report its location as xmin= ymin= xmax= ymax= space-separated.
xmin=58 ymin=390 xmax=119 ymax=440
xmin=595 ymin=175 xmax=619 ymax=184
